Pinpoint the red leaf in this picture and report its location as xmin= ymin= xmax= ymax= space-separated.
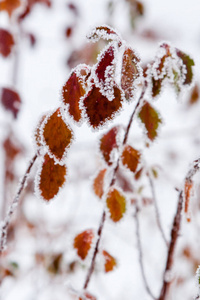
xmin=42 ymin=108 xmax=73 ymax=162
xmin=37 ymin=154 xmax=67 ymax=201
xmin=102 ymin=250 xmax=117 ymax=273
xmin=95 ymin=44 xmax=115 ymax=84
xmin=83 ymin=85 xmax=122 ymax=129
xmin=0 ymin=29 xmax=14 ymax=57
xmin=87 ymin=25 xmax=119 ymax=42
xmin=121 ymin=47 xmax=141 ymax=100
xmin=0 ymin=0 xmax=21 ymax=16
xmin=93 ymin=169 xmax=107 ymax=198
xmin=106 ymin=187 xmax=126 ymax=222
xmin=79 ymin=292 xmax=97 ymax=300
xmin=1 ymin=87 xmax=21 ymax=118
xmin=62 ymin=68 xmax=88 ymax=122
xmin=121 ymin=145 xmax=141 ymax=173
xmin=100 ymin=126 xmax=120 ymax=165
xmin=74 ymin=229 xmax=94 ymax=260
xmin=138 ymin=101 xmax=162 ymax=141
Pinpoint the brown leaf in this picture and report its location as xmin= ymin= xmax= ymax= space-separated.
xmin=93 ymin=169 xmax=107 ymax=198
xmin=34 ymin=114 xmax=47 ymax=148
xmin=42 ymin=108 xmax=73 ymax=162
xmin=102 ymin=250 xmax=117 ymax=273
xmin=1 ymin=87 xmax=21 ymax=118
xmin=87 ymin=25 xmax=119 ymax=42
xmin=74 ymin=229 xmax=94 ymax=260
xmin=138 ymin=101 xmax=162 ymax=141
xmin=121 ymin=145 xmax=141 ymax=173
xmin=121 ymin=47 xmax=140 ymax=100
xmin=188 ymin=84 xmax=199 ymax=105
xmin=0 ymin=29 xmax=14 ymax=57
xmin=62 ymin=70 xmax=87 ymax=122
xmin=100 ymin=126 xmax=120 ymax=165
xmin=38 ymin=154 xmax=66 ymax=201
xmin=106 ymin=187 xmax=126 ymax=222
xmin=83 ymin=85 xmax=122 ymax=129
xmin=79 ymin=291 xmax=97 ymax=300
xmin=0 ymin=0 xmax=21 ymax=16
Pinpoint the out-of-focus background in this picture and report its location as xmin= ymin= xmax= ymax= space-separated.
xmin=1 ymin=0 xmax=200 ymax=299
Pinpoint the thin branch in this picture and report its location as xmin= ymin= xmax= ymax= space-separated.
xmin=83 ymin=82 xmax=147 ymax=290
xmin=147 ymin=171 xmax=168 ymax=247
xmin=134 ymin=202 xmax=156 ymax=300
xmin=158 ymin=191 xmax=183 ymax=300
xmin=0 ymin=153 xmax=38 ymax=253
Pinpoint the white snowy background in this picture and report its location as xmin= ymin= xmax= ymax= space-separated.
xmin=1 ymin=0 xmax=200 ymax=299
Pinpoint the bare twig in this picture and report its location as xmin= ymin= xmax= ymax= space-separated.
xmin=83 ymin=82 xmax=148 ymax=290
xmin=147 ymin=171 xmax=168 ymax=247
xmin=134 ymin=202 xmax=156 ymax=299
xmin=0 ymin=153 xmax=38 ymax=253
xmin=158 ymin=191 xmax=183 ymax=300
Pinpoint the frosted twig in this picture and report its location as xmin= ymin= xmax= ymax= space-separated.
xmin=0 ymin=153 xmax=38 ymax=253
xmin=134 ymin=202 xmax=156 ymax=299
xmin=147 ymin=171 xmax=168 ymax=247
xmin=83 ymin=82 xmax=148 ymax=290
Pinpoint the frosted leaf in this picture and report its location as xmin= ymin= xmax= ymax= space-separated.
xmin=106 ymin=186 xmax=126 ymax=222
xmin=121 ymin=47 xmax=142 ymax=100
xmin=34 ymin=113 xmax=47 ymax=148
xmin=35 ymin=154 xmax=67 ymax=201
xmin=93 ymin=168 xmax=107 ymax=199
xmin=87 ymin=25 xmax=120 ymax=43
xmin=41 ymin=108 xmax=74 ymax=163
xmin=121 ymin=145 xmax=141 ymax=173
xmin=73 ymin=229 xmax=94 ymax=260
xmin=102 ymin=250 xmax=117 ymax=273
xmin=82 ymin=84 xmax=122 ymax=130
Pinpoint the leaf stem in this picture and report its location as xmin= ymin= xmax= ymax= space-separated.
xmin=0 ymin=153 xmax=38 ymax=253
xmin=83 ymin=82 xmax=147 ymax=289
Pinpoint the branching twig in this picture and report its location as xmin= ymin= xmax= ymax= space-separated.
xmin=0 ymin=153 xmax=38 ymax=253
xmin=147 ymin=171 xmax=168 ymax=247
xmin=83 ymin=82 xmax=147 ymax=290
xmin=134 ymin=202 xmax=156 ymax=300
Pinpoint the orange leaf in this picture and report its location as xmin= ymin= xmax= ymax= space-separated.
xmin=138 ymin=101 xmax=162 ymax=141
xmin=102 ymin=250 xmax=117 ymax=273
xmin=121 ymin=145 xmax=141 ymax=173
xmin=62 ymin=69 xmax=87 ymax=122
xmin=0 ymin=0 xmax=21 ymax=16
xmin=74 ymin=229 xmax=94 ymax=260
xmin=83 ymin=85 xmax=122 ymax=129
xmin=42 ymin=108 xmax=73 ymax=162
xmin=37 ymin=154 xmax=66 ymax=201
xmin=100 ymin=126 xmax=120 ymax=165
xmin=106 ymin=187 xmax=126 ymax=222
xmin=188 ymin=84 xmax=199 ymax=105
xmin=121 ymin=47 xmax=141 ymax=100
xmin=93 ymin=169 xmax=107 ymax=198
xmin=0 ymin=29 xmax=14 ymax=57
xmin=1 ymin=87 xmax=21 ymax=118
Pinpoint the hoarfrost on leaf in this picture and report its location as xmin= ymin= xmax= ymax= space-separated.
xmin=87 ymin=25 xmax=120 ymax=43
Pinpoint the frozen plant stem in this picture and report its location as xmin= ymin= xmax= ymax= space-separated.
xmin=158 ymin=191 xmax=183 ymax=300
xmin=134 ymin=202 xmax=156 ymax=300
xmin=148 ymin=172 xmax=168 ymax=247
xmin=0 ymin=153 xmax=38 ymax=253
xmin=83 ymin=82 xmax=147 ymax=290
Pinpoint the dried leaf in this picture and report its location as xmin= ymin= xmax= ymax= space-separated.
xmin=42 ymin=108 xmax=73 ymax=162
xmin=93 ymin=169 xmax=107 ymax=198
xmin=100 ymin=126 xmax=120 ymax=165
xmin=47 ymin=253 xmax=63 ymax=274
xmin=62 ymin=70 xmax=86 ymax=122
xmin=138 ymin=101 xmax=162 ymax=141
xmin=102 ymin=250 xmax=117 ymax=273
xmin=38 ymin=154 xmax=66 ymax=201
xmin=176 ymin=49 xmax=194 ymax=85
xmin=0 ymin=0 xmax=21 ymax=16
xmin=87 ymin=25 xmax=119 ymax=42
xmin=106 ymin=187 xmax=126 ymax=222
xmin=74 ymin=229 xmax=94 ymax=260
xmin=0 ymin=29 xmax=14 ymax=57
xmin=121 ymin=47 xmax=140 ymax=100
xmin=121 ymin=145 xmax=141 ymax=173
xmin=152 ymin=77 xmax=163 ymax=98
xmin=34 ymin=114 xmax=47 ymax=148
xmin=1 ymin=87 xmax=21 ymax=118
xmin=83 ymin=85 xmax=122 ymax=129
